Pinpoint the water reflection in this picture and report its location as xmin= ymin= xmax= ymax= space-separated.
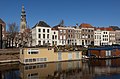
xmin=19 ymin=61 xmax=82 ymax=79
xmin=0 ymin=63 xmax=19 ymax=79
xmin=1 ymin=59 xmax=120 ymax=79
xmin=90 ymin=59 xmax=120 ymax=76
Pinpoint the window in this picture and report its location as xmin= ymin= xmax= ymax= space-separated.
xmin=47 ymin=41 xmax=49 ymax=43
xmin=82 ymin=34 xmax=84 ymax=38
xmin=55 ymin=41 xmax=57 ymax=45
xmin=28 ymin=52 xmax=30 ymax=54
xmin=59 ymin=40 xmax=61 ymax=43
xmin=47 ymin=34 xmax=49 ymax=38
xmin=27 ymin=73 xmax=38 ymax=78
xmin=38 ymin=29 xmax=41 ymax=32
xmin=91 ymin=30 xmax=93 ymax=32
xmin=43 ymin=34 xmax=45 ymax=38
xmin=55 ymin=35 xmax=57 ymax=39
xmin=43 ymin=29 xmax=45 ymax=32
xmin=68 ymin=35 xmax=70 ymax=38
xmin=62 ymin=40 xmax=64 ymax=44
xmin=60 ymin=30 xmax=62 ymax=33
xmin=38 ymin=34 xmax=41 ymax=38
xmin=38 ymin=41 xmax=41 ymax=45
xmin=47 ymin=29 xmax=49 ymax=33
xmin=63 ymin=35 xmax=66 ymax=39
xmin=52 ymin=35 xmax=54 ymax=39
xmin=33 ymin=58 xmax=36 ymax=62
xmin=29 ymin=59 xmax=32 ymax=62
xmin=43 ymin=41 xmax=45 ymax=45
xmin=64 ymin=30 xmax=66 ymax=33
xmin=54 ymin=32 xmax=56 ymax=34
xmin=91 ymin=35 xmax=93 ymax=38
xmin=68 ymin=30 xmax=70 ymax=32
xmin=28 ymin=49 xmax=39 ymax=54
xmin=60 ymin=35 xmax=62 ymax=39
xmin=82 ymin=29 xmax=84 ymax=32
xmin=52 ymin=41 xmax=54 ymax=45
xmin=25 ymin=59 xmax=29 ymax=62
xmin=88 ymin=30 xmax=90 ymax=32
xmin=88 ymin=35 xmax=90 ymax=38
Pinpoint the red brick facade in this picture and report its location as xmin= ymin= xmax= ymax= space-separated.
xmin=89 ymin=49 xmax=120 ymax=58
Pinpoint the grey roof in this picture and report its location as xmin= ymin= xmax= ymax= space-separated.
xmin=32 ymin=21 xmax=51 ymax=29
xmin=0 ymin=18 xmax=5 ymax=24
xmin=53 ymin=24 xmax=66 ymax=28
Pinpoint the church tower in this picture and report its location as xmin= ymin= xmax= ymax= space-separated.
xmin=20 ymin=5 xmax=27 ymax=33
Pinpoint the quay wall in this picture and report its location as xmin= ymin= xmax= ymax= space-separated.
xmin=0 ymin=48 xmax=19 ymax=63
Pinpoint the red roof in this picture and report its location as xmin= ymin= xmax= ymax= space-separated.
xmin=79 ymin=23 xmax=93 ymax=28
xmin=23 ymin=28 xmax=31 ymax=33
xmin=96 ymin=27 xmax=114 ymax=31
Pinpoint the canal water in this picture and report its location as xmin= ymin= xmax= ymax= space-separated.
xmin=1 ymin=59 xmax=120 ymax=79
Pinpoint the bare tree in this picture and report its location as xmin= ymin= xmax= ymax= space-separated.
xmin=18 ymin=27 xmax=32 ymax=47
xmin=23 ymin=28 xmax=32 ymax=47
xmin=7 ymin=23 xmax=19 ymax=48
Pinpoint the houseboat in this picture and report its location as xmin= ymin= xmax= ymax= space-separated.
xmin=20 ymin=47 xmax=82 ymax=64
xmin=88 ymin=46 xmax=120 ymax=59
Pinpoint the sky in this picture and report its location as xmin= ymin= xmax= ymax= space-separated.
xmin=1 ymin=0 xmax=120 ymax=29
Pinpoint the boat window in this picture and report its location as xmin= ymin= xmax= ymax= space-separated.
xmin=28 ymin=49 xmax=39 ymax=54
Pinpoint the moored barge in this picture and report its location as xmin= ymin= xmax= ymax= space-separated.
xmin=88 ymin=46 xmax=120 ymax=59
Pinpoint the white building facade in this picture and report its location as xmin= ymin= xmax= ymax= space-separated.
xmin=51 ymin=30 xmax=59 ymax=46
xmin=101 ymin=31 xmax=110 ymax=45
xmin=94 ymin=30 xmax=110 ymax=46
xmin=94 ymin=29 xmax=102 ymax=46
xmin=32 ymin=21 xmax=52 ymax=46
xmin=94 ymin=28 xmax=115 ymax=46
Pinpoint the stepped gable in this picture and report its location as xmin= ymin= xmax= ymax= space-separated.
xmin=79 ymin=23 xmax=93 ymax=28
